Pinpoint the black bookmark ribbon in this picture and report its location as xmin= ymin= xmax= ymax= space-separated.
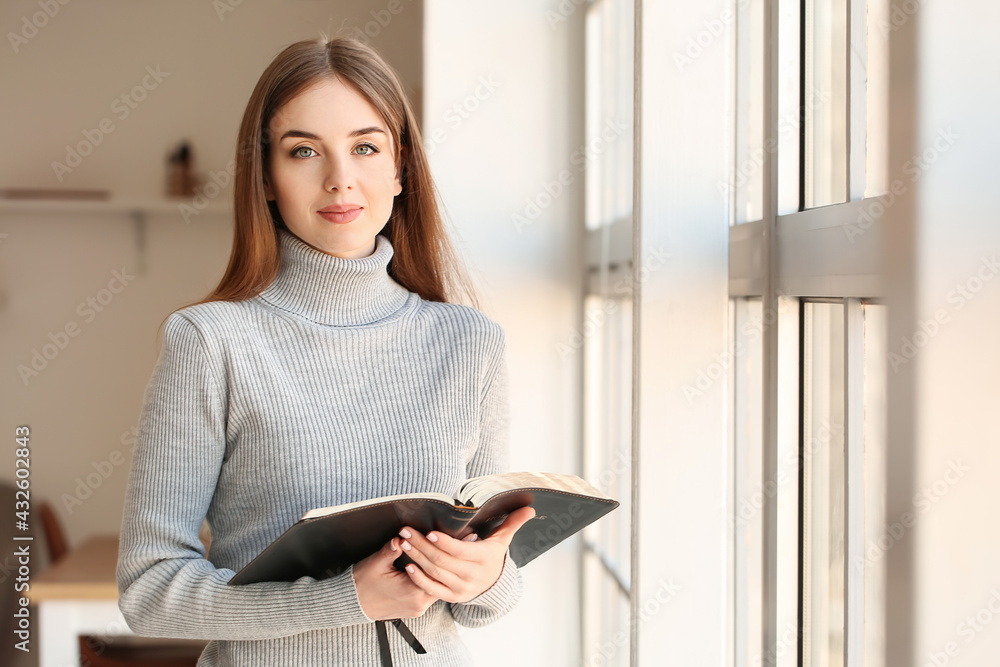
xmin=375 ymin=619 xmax=426 ymax=667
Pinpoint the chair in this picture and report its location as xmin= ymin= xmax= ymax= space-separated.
xmin=37 ymin=501 xmax=208 ymax=667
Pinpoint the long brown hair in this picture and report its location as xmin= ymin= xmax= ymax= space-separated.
xmin=166 ymin=36 xmax=479 ymax=330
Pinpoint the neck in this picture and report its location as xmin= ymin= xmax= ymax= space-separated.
xmin=257 ymin=225 xmax=411 ymax=326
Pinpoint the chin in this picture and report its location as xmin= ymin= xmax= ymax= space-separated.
xmin=316 ymin=229 xmax=378 ymax=258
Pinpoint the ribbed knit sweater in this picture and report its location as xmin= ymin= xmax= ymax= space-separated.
xmin=116 ymin=224 xmax=521 ymax=666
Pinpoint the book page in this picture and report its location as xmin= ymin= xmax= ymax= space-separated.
xmin=457 ymin=471 xmax=611 ymax=509
xmin=300 ymin=490 xmax=456 ymax=520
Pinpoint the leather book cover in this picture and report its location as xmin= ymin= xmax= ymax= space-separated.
xmin=227 ymin=481 xmax=619 ymax=586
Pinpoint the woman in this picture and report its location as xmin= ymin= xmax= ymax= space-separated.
xmin=116 ymin=36 xmax=534 ymax=667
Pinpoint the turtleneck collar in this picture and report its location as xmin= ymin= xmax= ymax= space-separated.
xmin=257 ymin=225 xmax=412 ymax=326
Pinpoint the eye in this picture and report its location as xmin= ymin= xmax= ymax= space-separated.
xmin=355 ymin=142 xmax=379 ymax=156
xmin=291 ymin=146 xmax=316 ymax=159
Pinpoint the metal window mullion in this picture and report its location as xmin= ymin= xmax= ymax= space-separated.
xmin=843 ymin=0 xmax=852 ymax=202
xmin=775 ymin=293 xmax=801 ymax=667
xmin=848 ymin=0 xmax=868 ymax=201
xmin=843 ymin=298 xmax=865 ymax=667
xmin=583 ymin=539 xmax=630 ymax=597
xmin=733 ymin=298 xmax=749 ymax=667
xmin=775 ymin=199 xmax=885 ymax=299
xmin=761 ymin=0 xmax=782 ymax=665
xmin=800 ymin=301 xmax=815 ymax=666
xmin=731 ymin=0 xmax=744 ymax=227
xmin=803 ymin=0 xmax=815 ymax=209
xmin=777 ymin=0 xmax=802 ymax=216
xmin=629 ymin=0 xmax=642 ymax=664
xmin=729 ymin=219 xmax=767 ymax=297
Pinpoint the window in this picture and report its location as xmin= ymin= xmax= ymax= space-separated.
xmin=729 ymin=0 xmax=889 ymax=665
xmin=582 ymin=293 xmax=632 ymax=667
xmin=581 ymin=0 xmax=634 ymax=664
xmin=732 ymin=298 xmax=765 ymax=666
xmin=804 ymin=0 xmax=849 ymax=208
xmin=801 ymin=301 xmax=847 ymax=664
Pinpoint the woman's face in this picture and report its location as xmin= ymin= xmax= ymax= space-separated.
xmin=264 ymin=76 xmax=402 ymax=259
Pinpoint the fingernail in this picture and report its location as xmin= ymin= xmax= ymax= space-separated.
xmin=399 ymin=528 xmax=412 ymax=539
xmin=401 ymin=540 xmax=411 ymax=551
xmin=469 ymin=534 xmax=478 ymax=542
xmin=390 ymin=540 xmax=397 ymax=552
xmin=427 ymin=533 xmax=438 ymax=543
xmin=406 ymin=564 xmax=415 ymax=574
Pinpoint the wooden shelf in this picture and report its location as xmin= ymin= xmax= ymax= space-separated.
xmin=0 ymin=197 xmax=233 ymax=218
xmin=25 ymin=535 xmax=121 ymax=603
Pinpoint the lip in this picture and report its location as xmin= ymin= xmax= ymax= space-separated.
xmin=317 ymin=205 xmax=363 ymax=224
xmin=318 ymin=203 xmax=362 ymax=213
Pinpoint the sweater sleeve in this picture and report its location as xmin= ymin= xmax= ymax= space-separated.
xmin=116 ymin=312 xmax=373 ymax=640
xmin=448 ymin=327 xmax=524 ymax=628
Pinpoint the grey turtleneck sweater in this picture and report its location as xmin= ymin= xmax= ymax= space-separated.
xmin=116 ymin=225 xmax=521 ymax=666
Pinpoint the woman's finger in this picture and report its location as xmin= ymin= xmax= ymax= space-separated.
xmin=408 ymin=527 xmax=478 ymax=559
xmin=399 ymin=526 xmax=481 ymax=563
xmin=365 ymin=536 xmax=402 ymax=571
xmin=398 ymin=534 xmax=467 ymax=589
xmin=402 ymin=561 xmax=454 ymax=600
xmin=482 ymin=506 xmax=536 ymax=547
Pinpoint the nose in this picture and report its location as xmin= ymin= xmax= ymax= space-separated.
xmin=323 ymin=154 xmax=354 ymax=191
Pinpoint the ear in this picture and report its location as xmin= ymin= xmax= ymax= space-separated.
xmin=393 ymin=147 xmax=407 ymax=197
xmin=263 ymin=169 xmax=274 ymax=201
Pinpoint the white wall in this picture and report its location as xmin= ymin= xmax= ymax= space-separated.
xmin=0 ymin=0 xmax=423 ymax=545
xmin=423 ymin=2 xmax=586 ymax=665
xmin=885 ymin=2 xmax=1000 ymax=665
xmin=1 ymin=0 xmax=423 ymax=200
xmin=633 ymin=0 xmax=731 ymax=664
xmin=3 ymin=1 xmax=585 ymax=664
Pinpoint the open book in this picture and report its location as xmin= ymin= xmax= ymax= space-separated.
xmin=227 ymin=471 xmax=619 ymax=586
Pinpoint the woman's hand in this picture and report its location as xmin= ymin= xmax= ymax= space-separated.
xmin=352 ymin=537 xmax=439 ymax=620
xmin=395 ymin=506 xmax=536 ymax=603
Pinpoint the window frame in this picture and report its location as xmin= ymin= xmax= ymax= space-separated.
xmin=580 ymin=0 xmax=636 ymax=664
xmin=727 ymin=1 xmax=888 ymax=665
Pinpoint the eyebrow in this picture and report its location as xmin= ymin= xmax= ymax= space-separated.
xmin=279 ymin=127 xmax=386 ymax=142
